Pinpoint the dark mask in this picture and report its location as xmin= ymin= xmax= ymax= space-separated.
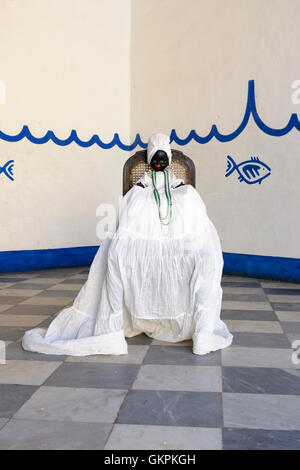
xmin=150 ymin=150 xmax=170 ymax=171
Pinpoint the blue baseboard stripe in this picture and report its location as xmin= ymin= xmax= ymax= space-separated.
xmin=0 ymin=246 xmax=299 ymax=283
xmin=0 ymin=246 xmax=99 ymax=273
xmin=223 ymin=252 xmax=300 ymax=283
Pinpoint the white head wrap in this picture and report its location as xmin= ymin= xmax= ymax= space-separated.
xmin=147 ymin=133 xmax=172 ymax=165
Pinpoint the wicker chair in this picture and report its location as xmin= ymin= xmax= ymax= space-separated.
xmin=123 ymin=149 xmax=195 ymax=196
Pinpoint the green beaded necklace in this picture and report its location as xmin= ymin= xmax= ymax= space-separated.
xmin=151 ymin=168 xmax=173 ymax=225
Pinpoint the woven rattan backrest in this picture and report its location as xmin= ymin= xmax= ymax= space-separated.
xmin=123 ymin=149 xmax=195 ymax=195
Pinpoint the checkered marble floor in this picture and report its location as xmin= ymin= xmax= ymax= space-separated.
xmin=0 ymin=266 xmax=299 ymax=450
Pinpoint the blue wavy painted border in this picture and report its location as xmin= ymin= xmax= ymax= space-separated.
xmin=1 ymin=80 xmax=299 ymax=150
xmin=0 ymin=246 xmax=299 ymax=282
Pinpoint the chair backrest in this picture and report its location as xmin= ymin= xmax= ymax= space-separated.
xmin=123 ymin=149 xmax=195 ymax=195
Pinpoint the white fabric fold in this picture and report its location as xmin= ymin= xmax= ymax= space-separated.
xmin=22 ymin=164 xmax=233 ymax=356
xmin=22 ymin=327 xmax=127 ymax=356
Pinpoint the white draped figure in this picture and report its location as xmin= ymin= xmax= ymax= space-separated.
xmin=22 ymin=133 xmax=233 ymax=356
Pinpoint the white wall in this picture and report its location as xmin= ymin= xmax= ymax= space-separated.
xmin=0 ymin=0 xmax=131 ymax=250
xmin=131 ymin=0 xmax=300 ymax=258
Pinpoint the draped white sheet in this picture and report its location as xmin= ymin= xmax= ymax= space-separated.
xmin=22 ymin=169 xmax=233 ymax=356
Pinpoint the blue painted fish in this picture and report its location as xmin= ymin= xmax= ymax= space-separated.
xmin=0 ymin=160 xmax=14 ymax=181
xmin=225 ymin=155 xmax=271 ymax=185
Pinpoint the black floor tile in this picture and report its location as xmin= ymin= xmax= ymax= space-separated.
xmin=231 ymin=332 xmax=291 ymax=349
xmin=0 ymin=384 xmax=38 ymax=418
xmin=223 ymin=427 xmax=300 ymax=450
xmin=221 ymin=281 xmax=260 ymax=288
xmin=44 ymin=362 xmax=140 ymax=389
xmin=126 ymin=333 xmax=153 ymax=345
xmin=223 ymin=293 xmax=267 ymax=302
xmin=0 ymin=278 xmax=29 ymax=283
xmin=6 ymin=342 xmax=68 ymax=362
xmin=34 ymin=290 xmax=77 ymax=298
xmin=223 ymin=367 xmax=300 ymax=395
xmin=143 ymin=346 xmax=221 ymax=365
xmin=221 ymin=309 xmax=277 ymax=321
xmin=263 ymin=288 xmax=300 ymax=295
xmin=280 ymin=322 xmax=300 ymax=334
xmin=4 ymin=305 xmax=61 ymax=315
xmin=0 ymin=327 xmax=26 ymax=341
xmin=117 ymin=390 xmax=222 ymax=427
xmin=271 ymin=303 xmax=300 ymax=311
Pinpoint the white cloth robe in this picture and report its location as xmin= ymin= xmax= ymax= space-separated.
xmin=22 ymin=169 xmax=233 ymax=356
